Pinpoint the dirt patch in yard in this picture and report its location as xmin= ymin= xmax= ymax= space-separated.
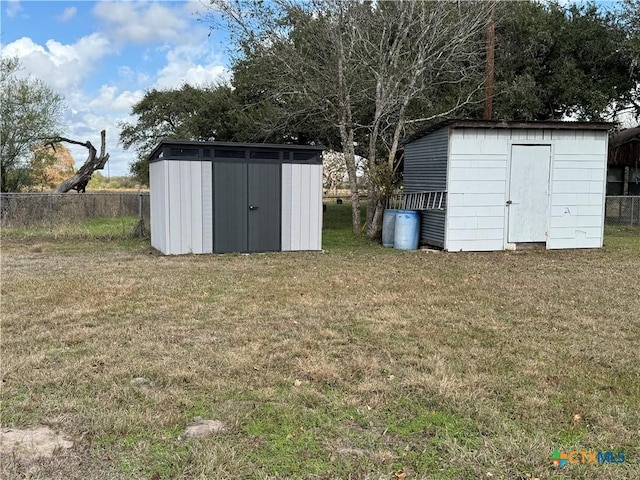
xmin=1 ymin=426 xmax=73 ymax=460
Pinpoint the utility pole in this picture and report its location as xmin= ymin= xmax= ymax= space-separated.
xmin=484 ymin=0 xmax=496 ymax=120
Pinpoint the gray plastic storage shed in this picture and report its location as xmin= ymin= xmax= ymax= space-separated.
xmin=403 ymin=120 xmax=611 ymax=252
xmin=148 ymin=141 xmax=323 ymax=255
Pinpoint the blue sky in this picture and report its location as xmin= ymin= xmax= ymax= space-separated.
xmin=1 ymin=0 xmax=231 ymax=176
xmin=1 ymin=1 xmax=633 ymax=176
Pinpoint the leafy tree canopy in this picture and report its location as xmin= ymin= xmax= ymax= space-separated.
xmin=0 ymin=57 xmax=65 ymax=191
xmin=120 ymin=83 xmax=243 ymax=183
xmin=488 ymin=1 xmax=639 ymax=121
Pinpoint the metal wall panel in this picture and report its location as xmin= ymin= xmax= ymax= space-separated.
xmin=403 ymin=127 xmax=448 ymax=247
xmin=419 ymin=211 xmax=445 ymax=248
xmin=404 ymin=127 xmax=448 ymax=192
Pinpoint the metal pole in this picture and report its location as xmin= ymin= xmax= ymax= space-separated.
xmin=49 ymin=194 xmax=53 ymax=231
xmin=483 ymin=0 xmax=496 ymax=120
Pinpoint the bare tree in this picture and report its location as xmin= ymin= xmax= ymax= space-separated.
xmin=49 ymin=130 xmax=110 ymax=193
xmin=357 ymin=1 xmax=489 ymax=237
xmin=208 ymin=0 xmax=368 ymax=233
xmin=207 ymin=0 xmax=488 ymax=236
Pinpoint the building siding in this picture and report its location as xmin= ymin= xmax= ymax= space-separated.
xmin=282 ymin=164 xmax=322 ymax=251
xmin=404 ymin=127 xmax=448 ymax=192
xmin=149 ymin=142 xmax=323 ymax=255
xmin=201 ymin=162 xmax=213 ymax=253
xmin=404 ymin=126 xmax=608 ymax=252
xmin=149 ymin=161 xmax=167 ymax=254
xmin=403 ymin=127 xmax=448 ymax=247
xmin=445 ymin=129 xmax=509 ymax=251
xmin=281 ymin=164 xmax=293 ymax=250
xmin=546 ymin=130 xmax=607 ymax=249
xmin=150 ymin=159 xmax=215 ymax=254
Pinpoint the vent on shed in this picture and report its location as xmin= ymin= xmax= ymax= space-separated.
xmin=215 ymin=149 xmax=246 ymax=159
xmin=170 ymin=148 xmax=199 ymax=157
xmin=250 ymin=150 xmax=280 ymax=160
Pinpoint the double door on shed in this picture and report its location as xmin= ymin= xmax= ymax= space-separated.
xmin=213 ymin=162 xmax=281 ymax=253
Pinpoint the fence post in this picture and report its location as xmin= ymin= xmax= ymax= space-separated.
xmin=632 ymin=197 xmax=636 ymax=226
xmin=135 ymin=190 xmax=146 ymax=238
xmin=48 ymin=194 xmax=53 ymax=231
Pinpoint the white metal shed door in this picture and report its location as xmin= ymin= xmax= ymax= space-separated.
xmin=508 ymin=145 xmax=551 ymax=243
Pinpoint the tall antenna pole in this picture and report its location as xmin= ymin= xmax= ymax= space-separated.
xmin=484 ymin=0 xmax=496 ymax=120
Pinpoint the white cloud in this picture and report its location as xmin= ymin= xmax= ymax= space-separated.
xmin=6 ymin=0 xmax=22 ymax=18
xmin=57 ymin=6 xmax=77 ymax=22
xmin=60 ymin=85 xmax=145 ymax=176
xmin=1 ymin=1 xmax=232 ymax=176
xmin=154 ymin=44 xmax=230 ymax=89
xmin=155 ymin=59 xmax=229 ymax=89
xmin=2 ymin=34 xmax=111 ymax=91
xmin=88 ymin=85 xmax=144 ymax=111
xmin=93 ymin=1 xmax=192 ymax=45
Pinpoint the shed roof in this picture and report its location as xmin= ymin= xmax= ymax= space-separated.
xmin=148 ymin=139 xmax=325 ymax=162
xmin=403 ymin=119 xmax=613 ymax=145
xmin=608 ymin=127 xmax=640 ymax=167
xmin=609 ymin=127 xmax=640 ymax=147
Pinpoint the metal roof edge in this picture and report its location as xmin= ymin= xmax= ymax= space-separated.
xmin=402 ymin=118 xmax=615 ymax=146
xmin=448 ymin=119 xmax=614 ymax=130
xmin=147 ymin=140 xmax=326 ymax=161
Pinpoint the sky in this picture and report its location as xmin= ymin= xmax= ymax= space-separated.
xmin=1 ymin=1 xmax=635 ymax=177
xmin=1 ymin=0 xmax=231 ymax=176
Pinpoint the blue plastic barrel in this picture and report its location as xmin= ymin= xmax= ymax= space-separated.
xmin=394 ymin=210 xmax=420 ymax=250
xmin=382 ymin=209 xmax=398 ymax=247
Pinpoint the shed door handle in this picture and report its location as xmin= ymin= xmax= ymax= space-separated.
xmin=506 ymin=200 xmax=513 ymax=205
xmin=249 ymin=205 xmax=259 ymax=211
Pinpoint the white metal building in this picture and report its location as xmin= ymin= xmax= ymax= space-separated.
xmin=148 ymin=141 xmax=323 ymax=255
xmin=402 ymin=120 xmax=612 ymax=252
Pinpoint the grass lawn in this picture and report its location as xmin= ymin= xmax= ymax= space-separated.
xmin=1 ymin=206 xmax=639 ymax=479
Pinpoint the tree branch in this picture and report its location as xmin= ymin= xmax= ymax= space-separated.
xmin=51 ymin=130 xmax=109 ymax=193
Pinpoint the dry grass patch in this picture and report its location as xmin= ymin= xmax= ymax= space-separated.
xmin=1 ymin=211 xmax=639 ymax=479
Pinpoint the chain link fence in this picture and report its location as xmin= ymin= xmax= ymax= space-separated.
xmin=1 ymin=193 xmax=637 ymax=236
xmin=605 ymin=196 xmax=640 ymax=226
xmin=0 ymin=192 xmax=151 ymax=236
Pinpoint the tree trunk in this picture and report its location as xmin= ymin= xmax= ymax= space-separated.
xmin=51 ymin=130 xmax=110 ymax=193
xmin=339 ymin=122 xmax=360 ymax=234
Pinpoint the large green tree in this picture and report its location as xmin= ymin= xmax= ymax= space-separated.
xmin=120 ymin=83 xmax=243 ymax=184
xmin=0 ymin=57 xmax=65 ymax=192
xmin=486 ymin=1 xmax=640 ymax=121
xmin=208 ymin=0 xmax=489 ymax=236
